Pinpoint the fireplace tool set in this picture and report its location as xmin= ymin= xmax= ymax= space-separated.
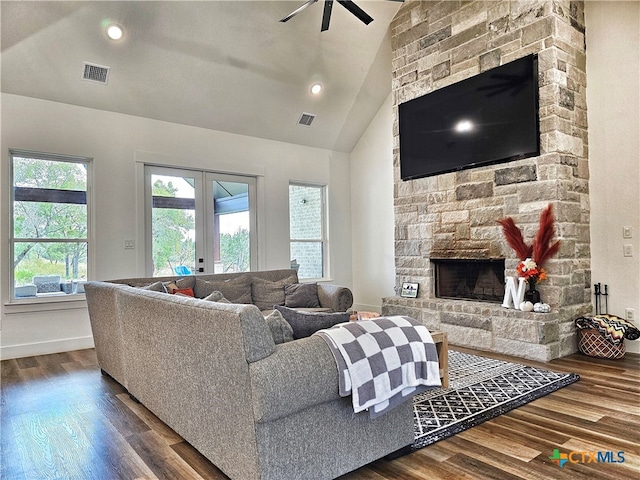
xmin=594 ymin=282 xmax=609 ymax=315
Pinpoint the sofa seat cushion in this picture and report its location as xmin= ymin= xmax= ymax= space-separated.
xmin=194 ymin=275 xmax=252 ymax=304
xmin=274 ymin=305 xmax=350 ymax=339
xmin=260 ymin=307 xmax=332 ymax=316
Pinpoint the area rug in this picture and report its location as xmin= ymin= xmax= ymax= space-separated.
xmin=412 ymin=350 xmax=579 ymax=450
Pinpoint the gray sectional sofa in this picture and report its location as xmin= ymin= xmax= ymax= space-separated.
xmin=85 ymin=269 xmax=414 ymax=480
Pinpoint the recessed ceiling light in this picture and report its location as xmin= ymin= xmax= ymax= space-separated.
xmin=310 ymin=83 xmax=322 ymax=95
xmin=106 ymin=24 xmax=123 ymax=41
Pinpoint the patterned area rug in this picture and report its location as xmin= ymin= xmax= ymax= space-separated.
xmin=412 ymin=350 xmax=580 ymax=450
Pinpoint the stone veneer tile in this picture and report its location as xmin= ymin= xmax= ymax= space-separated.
xmin=493 ymin=316 xmax=540 ymax=343
xmin=441 ymin=312 xmax=491 ymax=331
xmin=495 ymin=165 xmax=538 ymax=186
xmin=441 ymin=324 xmax=493 ymax=351
xmin=494 ymin=338 xmax=556 ymax=362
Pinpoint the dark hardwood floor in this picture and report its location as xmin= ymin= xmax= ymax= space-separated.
xmin=2 ymin=347 xmax=638 ymax=479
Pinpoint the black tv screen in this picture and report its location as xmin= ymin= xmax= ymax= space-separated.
xmin=399 ymin=54 xmax=539 ymax=180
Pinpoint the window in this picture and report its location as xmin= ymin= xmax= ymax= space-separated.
xmin=289 ymin=183 xmax=326 ymax=279
xmin=10 ymin=151 xmax=91 ymax=300
xmin=145 ymin=166 xmax=257 ymax=276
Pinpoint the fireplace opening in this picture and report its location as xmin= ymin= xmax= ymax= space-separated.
xmin=433 ymin=259 xmax=505 ymax=303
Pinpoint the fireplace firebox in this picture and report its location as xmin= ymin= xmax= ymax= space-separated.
xmin=433 ymin=259 xmax=505 ymax=303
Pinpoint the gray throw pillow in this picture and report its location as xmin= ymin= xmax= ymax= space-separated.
xmin=274 ymin=305 xmax=350 ymax=339
xmin=202 ymin=291 xmax=231 ymax=303
xmin=140 ymin=281 xmax=166 ymax=292
xmin=284 ymin=283 xmax=320 ymax=308
xmin=251 ymin=275 xmax=297 ymax=311
xmin=194 ymin=275 xmax=252 ymax=303
xmin=264 ymin=310 xmax=294 ymax=344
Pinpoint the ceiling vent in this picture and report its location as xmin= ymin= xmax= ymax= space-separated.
xmin=82 ymin=62 xmax=110 ymax=84
xmin=298 ymin=112 xmax=316 ymax=126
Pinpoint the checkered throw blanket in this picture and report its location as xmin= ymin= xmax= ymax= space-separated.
xmin=314 ymin=316 xmax=441 ymax=418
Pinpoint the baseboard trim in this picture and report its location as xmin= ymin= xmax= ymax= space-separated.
xmin=351 ymin=303 xmax=382 ymax=313
xmin=0 ymin=336 xmax=95 ymax=360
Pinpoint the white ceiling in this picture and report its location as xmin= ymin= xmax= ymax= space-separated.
xmin=1 ymin=1 xmax=403 ymax=153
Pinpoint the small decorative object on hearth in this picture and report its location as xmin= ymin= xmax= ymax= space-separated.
xmin=400 ymin=282 xmax=419 ymax=298
xmin=534 ymin=302 xmax=551 ymax=313
xmin=519 ymin=301 xmax=534 ymax=312
xmin=497 ymin=204 xmax=561 ymax=308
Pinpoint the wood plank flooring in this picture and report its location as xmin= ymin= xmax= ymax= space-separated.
xmin=2 ymin=347 xmax=638 ymax=479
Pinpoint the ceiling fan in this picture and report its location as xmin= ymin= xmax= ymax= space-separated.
xmin=280 ymin=0 xmax=404 ymax=32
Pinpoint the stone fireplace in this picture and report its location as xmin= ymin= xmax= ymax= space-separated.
xmin=381 ymin=0 xmax=592 ymax=361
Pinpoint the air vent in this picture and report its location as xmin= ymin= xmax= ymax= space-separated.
xmin=298 ymin=112 xmax=316 ymax=126
xmin=82 ymin=62 xmax=110 ymax=84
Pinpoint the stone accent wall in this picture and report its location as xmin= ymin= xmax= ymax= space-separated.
xmin=382 ymin=0 xmax=591 ymax=361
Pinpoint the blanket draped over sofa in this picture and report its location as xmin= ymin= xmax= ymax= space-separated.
xmin=314 ymin=316 xmax=441 ymax=418
xmin=85 ymin=269 xmax=417 ymax=480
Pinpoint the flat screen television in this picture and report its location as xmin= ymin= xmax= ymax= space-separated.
xmin=398 ymin=54 xmax=539 ymax=180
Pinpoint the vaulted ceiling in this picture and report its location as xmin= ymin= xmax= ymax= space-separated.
xmin=1 ymin=1 xmax=403 ymax=153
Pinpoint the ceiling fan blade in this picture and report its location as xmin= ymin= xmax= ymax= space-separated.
xmin=280 ymin=0 xmax=318 ymax=23
xmin=337 ymin=0 xmax=373 ymax=25
xmin=321 ymin=0 xmax=334 ymax=32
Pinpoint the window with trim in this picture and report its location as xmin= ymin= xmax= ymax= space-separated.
xmin=289 ymin=183 xmax=326 ymax=279
xmin=10 ymin=150 xmax=91 ymax=300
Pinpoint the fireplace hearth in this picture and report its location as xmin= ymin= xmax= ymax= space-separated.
xmin=433 ymin=259 xmax=505 ymax=303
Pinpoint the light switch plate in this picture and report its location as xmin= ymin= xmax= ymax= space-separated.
xmin=623 ymin=244 xmax=633 ymax=257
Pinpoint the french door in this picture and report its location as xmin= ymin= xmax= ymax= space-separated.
xmin=144 ymin=166 xmax=257 ymax=276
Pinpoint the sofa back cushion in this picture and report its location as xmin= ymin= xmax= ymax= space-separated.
xmin=251 ymin=274 xmax=298 ymax=311
xmin=194 ymin=274 xmax=252 ymax=303
xmin=284 ymin=283 xmax=320 ymax=308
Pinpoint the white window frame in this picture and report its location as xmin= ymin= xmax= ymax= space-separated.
xmin=289 ymin=182 xmax=328 ymax=281
xmin=8 ymin=149 xmax=93 ymax=304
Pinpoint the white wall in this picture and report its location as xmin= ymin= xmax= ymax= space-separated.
xmin=585 ymin=1 xmax=640 ymax=354
xmin=1 ymin=93 xmax=352 ymax=359
xmin=349 ymin=94 xmax=396 ymax=312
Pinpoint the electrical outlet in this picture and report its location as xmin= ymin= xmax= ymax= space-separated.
xmin=124 ymin=239 xmax=135 ymax=250
xmin=625 ymin=308 xmax=635 ymax=321
xmin=623 ymin=244 xmax=633 ymax=257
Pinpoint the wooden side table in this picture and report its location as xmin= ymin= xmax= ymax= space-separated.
xmin=429 ymin=331 xmax=449 ymax=389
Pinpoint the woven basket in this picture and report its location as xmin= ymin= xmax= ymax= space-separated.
xmin=578 ymin=328 xmax=625 ymax=359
